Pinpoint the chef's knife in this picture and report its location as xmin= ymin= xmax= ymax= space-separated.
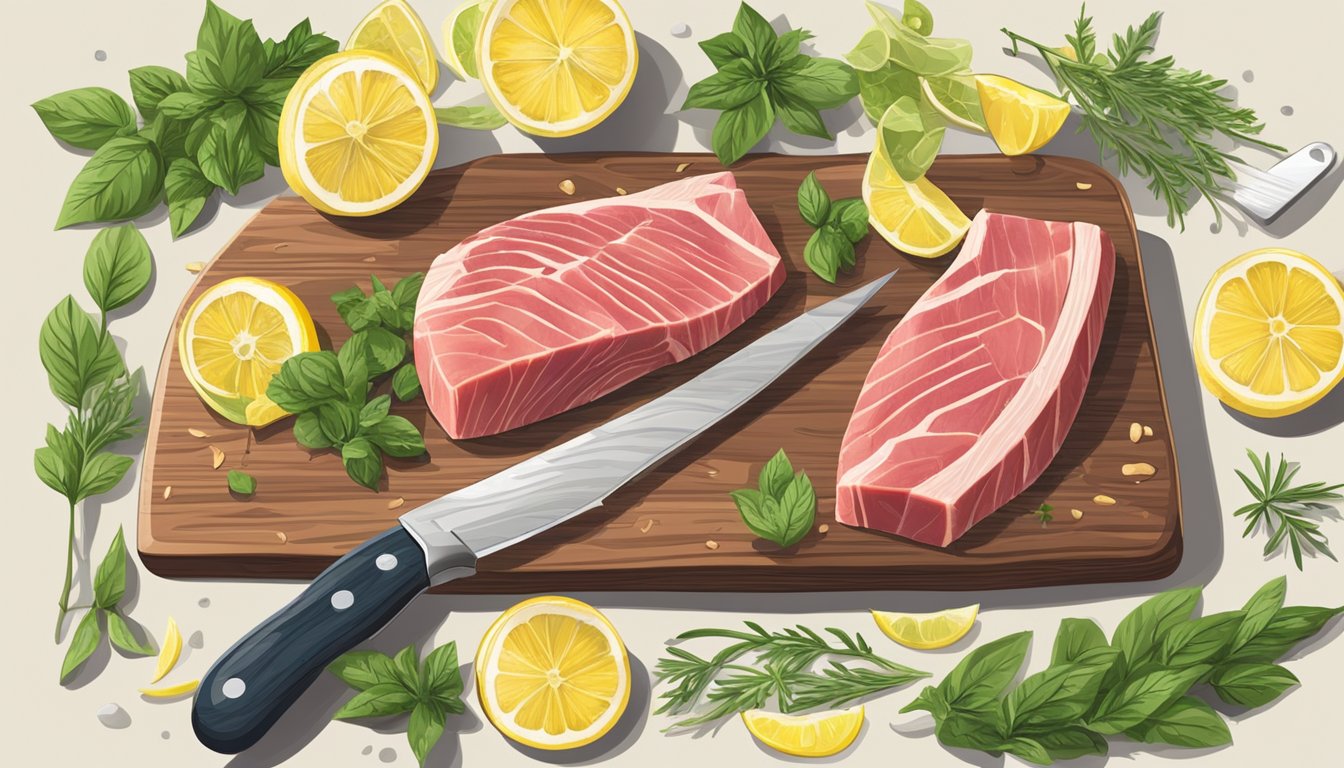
xmin=192 ymin=271 xmax=895 ymax=754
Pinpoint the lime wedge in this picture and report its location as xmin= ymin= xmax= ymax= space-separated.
xmin=920 ymin=73 xmax=987 ymax=132
xmin=443 ymin=0 xmax=486 ymax=80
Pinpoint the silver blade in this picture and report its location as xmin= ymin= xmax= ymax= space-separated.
xmin=400 ymin=272 xmax=895 ymax=574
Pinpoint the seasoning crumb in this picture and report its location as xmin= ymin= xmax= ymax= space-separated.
xmin=198 ymin=597 xmax=211 ymax=608
xmin=1143 ymin=425 xmax=1153 ymax=437
xmin=379 ymin=747 xmax=397 ymax=763
xmin=185 ymin=261 xmax=204 ymax=273
xmin=707 ymin=468 xmax=719 ymax=477
xmin=1093 ymin=494 xmax=1117 ymax=506
xmin=705 ymin=539 xmax=719 ymax=550
xmin=188 ymin=630 xmax=204 ymax=649
xmin=616 ymin=186 xmax=628 ymax=195
xmin=559 ymin=178 xmax=576 ymax=195
xmin=1070 ymin=508 xmax=1084 ymax=520
xmin=96 ymin=703 xmax=130 ymax=729
xmin=818 ymin=523 xmax=830 ymax=534
xmin=1242 ymin=69 xmax=1255 ymax=83
xmin=1128 ymin=422 xmax=1142 ymax=443
xmin=1140 ymin=509 xmax=1151 ymax=519
xmin=161 ymin=731 xmax=171 ymax=740
xmin=1281 ymin=105 xmax=1294 ymax=116
xmin=209 ymin=445 xmax=225 ymax=469
xmin=1122 ymin=462 xmax=1157 ymax=479
xmin=387 ymin=497 xmax=405 ymax=510
xmin=1076 ymin=182 xmax=1093 ymax=190
xmin=362 ymin=256 xmax=376 ymax=263
xmin=94 ymin=50 xmax=108 ymax=62
xmin=275 ymin=531 xmax=289 ymax=543
xmin=670 ymin=22 xmax=692 ymax=38
xmin=188 ymin=427 xmax=209 ymax=438
xmin=362 ymin=746 xmax=373 ymax=756
xmin=163 ymin=485 xmax=172 ymax=500
xmin=676 ymin=162 xmax=692 ymax=173
xmin=640 ymin=519 xmax=654 ymax=533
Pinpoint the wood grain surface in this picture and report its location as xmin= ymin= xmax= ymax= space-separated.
xmin=137 ymin=152 xmax=1182 ymax=592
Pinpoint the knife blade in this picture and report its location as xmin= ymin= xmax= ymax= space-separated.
xmin=192 ymin=272 xmax=894 ymax=754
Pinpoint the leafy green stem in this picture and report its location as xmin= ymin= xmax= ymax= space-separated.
xmin=54 ymin=499 xmax=76 ymax=642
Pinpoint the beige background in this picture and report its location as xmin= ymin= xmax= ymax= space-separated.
xmin=2 ymin=0 xmax=1342 ymax=765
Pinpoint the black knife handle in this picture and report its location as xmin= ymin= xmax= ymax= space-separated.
xmin=192 ymin=526 xmax=431 ymax=754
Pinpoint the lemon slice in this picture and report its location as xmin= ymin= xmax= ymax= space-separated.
xmin=150 ymin=617 xmax=183 ymax=684
xmin=177 ymin=277 xmax=319 ymax=426
xmin=920 ymin=74 xmax=986 ymax=132
xmin=279 ymin=50 xmax=439 ymax=217
xmin=476 ymin=596 xmax=630 ymax=750
xmin=863 ymin=146 xmax=971 ymax=258
xmin=478 ymin=0 xmax=638 ymax=137
xmin=975 ymin=74 xmax=1070 ymax=156
xmin=140 ymin=679 xmax=200 ymax=698
xmin=871 ymin=604 xmax=979 ymax=649
xmin=442 ymin=0 xmax=487 ymax=80
xmin=1194 ymin=248 xmax=1344 ymax=418
xmin=347 ymin=0 xmax=439 ymax=93
xmin=741 ymin=707 xmax=864 ymax=758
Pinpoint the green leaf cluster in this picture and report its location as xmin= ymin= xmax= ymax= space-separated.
xmin=683 ymin=3 xmax=859 ymax=165
xmin=846 ymin=1 xmax=983 ymax=181
xmin=796 ymin=172 xmax=868 ymax=283
xmin=329 ymin=642 xmax=466 ymax=766
xmin=902 ymin=577 xmax=1343 ymax=764
xmin=268 ymin=274 xmax=426 ymax=490
xmin=1234 ymin=449 xmax=1342 ymax=570
xmin=227 ymin=469 xmax=257 ymax=496
xmin=32 ymin=1 xmax=337 ymax=236
xmin=730 ymin=449 xmax=816 ymax=547
xmin=61 ymin=528 xmax=157 ymax=682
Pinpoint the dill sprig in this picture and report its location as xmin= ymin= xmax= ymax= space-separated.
xmin=1002 ymin=7 xmax=1286 ymax=229
xmin=1235 ymin=450 xmax=1343 ymax=570
xmin=653 ymin=622 xmax=928 ymax=728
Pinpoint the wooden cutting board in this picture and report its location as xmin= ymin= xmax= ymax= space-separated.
xmin=138 ymin=152 xmax=1181 ymax=592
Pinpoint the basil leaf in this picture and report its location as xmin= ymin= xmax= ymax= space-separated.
xmin=332 ymin=682 xmax=417 ymax=719
xmin=1124 ymin=695 xmax=1230 ymax=748
xmin=80 ymin=376 xmax=141 ymax=454
xmin=196 ymin=107 xmax=264 ymax=195
xmin=1222 ymin=604 xmax=1342 ymax=664
xmin=263 ymin=18 xmax=338 ymax=80
xmin=940 ymin=631 xmax=1031 ymax=711
xmin=900 ymin=685 xmax=948 ymax=718
xmin=128 ymin=66 xmax=189 ymax=121
xmin=827 ymin=198 xmax=869 ymax=242
xmin=712 ymin=91 xmax=774 ymax=166
xmin=1111 ymin=586 xmax=1201 ymax=669
xmin=340 ymin=354 xmax=370 ymax=405
xmin=1209 ymin=662 xmax=1298 ymax=707
xmin=408 ymin=699 xmax=447 ymax=765
xmin=776 ymin=472 xmax=816 ymax=547
xmin=239 ymin=100 xmax=282 ymax=167
xmin=40 ymin=297 xmax=124 ymax=407
xmin=1087 ymin=665 xmax=1208 ymax=735
xmin=157 ymin=92 xmax=215 ymax=121
xmin=1232 ymin=576 xmax=1287 ymax=653
xmin=56 ymin=136 xmax=164 ymax=228
xmin=317 ymin=402 xmax=359 ymax=445
xmin=39 ymin=426 xmax=82 ymax=501
xmin=1003 ymin=650 xmax=1118 ymax=732
xmin=683 ymin=60 xmax=763 ymax=111
xmin=932 ymin=707 xmax=1007 ymax=751
xmin=393 ymin=645 xmax=421 ymax=696
xmin=366 ymin=416 xmax=426 ymax=458
xmin=796 ymin=172 xmax=831 ymax=229
xmin=877 ymin=95 xmax=945 ymax=181
xmin=84 ymin=225 xmax=153 ymax=314
xmin=804 ymin=227 xmax=850 ymax=283
xmin=757 ymin=449 xmax=795 ymax=499
xmin=435 ymin=105 xmax=508 ymax=130
xmin=329 ymin=650 xmax=397 ymax=691
xmin=359 ymin=395 xmax=391 ymax=428
xmin=731 ymin=488 xmax=782 ymax=543
xmin=1051 ymin=617 xmax=1108 ymax=666
xmin=33 ymin=87 xmax=136 ymax=150
xmin=1028 ymin=726 xmax=1107 ymax=761
xmin=227 ymin=469 xmax=257 ymax=496
xmin=392 ymin=272 xmax=425 ymax=311
xmin=165 ymin=158 xmax=215 ymax=237
xmin=294 ymin=411 xmax=334 ymax=449
xmin=342 ymin=327 xmax=407 ymax=378
xmin=392 ymin=363 xmax=422 ymax=401
xmin=846 ymin=27 xmax=891 ymax=72
xmin=61 ymin=610 xmax=102 ymax=682
xmin=921 ymin=73 xmax=986 ymax=131
xmin=188 ymin=1 xmax=267 ymax=98
xmin=421 ymin=642 xmax=463 ymax=701
xmin=1001 ymin=736 xmax=1050 ymax=766
xmin=774 ymin=58 xmax=860 ymax=110
xmin=107 ymin=611 xmax=157 ymax=655
xmin=79 ymin=453 xmax=134 ymax=501
xmin=269 ymin=352 xmax=346 ymax=412
xmin=731 ymin=3 xmax=777 ymax=59
xmin=857 ymin=62 xmax=921 ymax=124
xmin=342 ymin=437 xmax=384 ymax=490
xmin=699 ymin=31 xmax=752 ymax=68
xmin=767 ymin=29 xmax=814 ymax=72
xmin=92 ymin=527 xmax=129 ymax=609
xmin=771 ymin=88 xmax=830 ymax=140
xmin=1160 ymin=610 xmax=1243 ymax=668
xmin=34 ymin=446 xmax=70 ymax=500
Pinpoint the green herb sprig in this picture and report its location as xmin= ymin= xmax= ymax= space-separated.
xmin=683 ymin=3 xmax=859 ymax=166
xmin=1235 ymin=450 xmax=1342 ymax=570
xmin=1002 ymin=8 xmax=1286 ymax=229
xmin=1033 ymin=503 xmax=1054 ymax=527
xmin=797 ymin=172 xmax=869 ymax=282
xmin=730 ymin=449 xmax=817 ymax=547
xmin=61 ymin=528 xmax=157 ymax=682
xmin=329 ymin=642 xmax=466 ymax=766
xmin=902 ymin=577 xmax=1343 ymax=764
xmin=655 ymin=622 xmax=928 ymax=728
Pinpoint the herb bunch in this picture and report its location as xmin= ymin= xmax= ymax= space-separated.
xmin=797 ymin=172 xmax=869 ymax=282
xmin=32 ymin=1 xmax=338 ymax=236
xmin=267 ymin=274 xmax=427 ymax=490
xmin=683 ymin=3 xmax=859 ymax=165
xmin=60 ymin=528 xmax=157 ymax=682
xmin=329 ymin=642 xmax=466 ymax=766
xmin=730 ymin=449 xmax=817 ymax=547
xmin=655 ymin=622 xmax=928 ymax=727
xmin=903 ymin=577 xmax=1343 ymax=764
xmin=1002 ymin=8 xmax=1286 ymax=228
xmin=1235 ymin=450 xmax=1342 ymax=570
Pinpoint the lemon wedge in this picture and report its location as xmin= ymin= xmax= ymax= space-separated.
xmin=478 ymin=0 xmax=638 ymax=137
xmin=149 ymin=617 xmax=183 ymax=684
xmin=177 ymin=277 xmax=319 ymax=426
xmin=476 ymin=596 xmax=630 ymax=750
xmin=442 ymin=0 xmax=487 ymax=80
xmin=347 ymin=0 xmax=439 ymax=93
xmin=871 ymin=604 xmax=979 ymax=650
xmin=863 ymin=145 xmax=971 ymax=258
xmin=741 ymin=707 xmax=864 ymax=758
xmin=975 ymin=74 xmax=1070 ymax=156
xmin=140 ymin=679 xmax=200 ymax=698
xmin=1194 ymin=248 xmax=1344 ymax=418
xmin=279 ymin=50 xmax=438 ymax=217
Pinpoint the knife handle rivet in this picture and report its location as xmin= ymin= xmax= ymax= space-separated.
xmin=331 ymin=590 xmax=354 ymax=611
xmin=376 ymin=554 xmax=398 ymax=571
xmin=222 ymin=678 xmax=246 ymax=699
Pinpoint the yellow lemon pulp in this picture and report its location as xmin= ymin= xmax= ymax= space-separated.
xmin=871 ymin=604 xmax=979 ymax=650
xmin=279 ymin=51 xmax=438 ymax=217
xmin=1195 ymin=248 xmax=1344 ymax=418
xmin=478 ymin=0 xmax=638 ymax=137
xmin=863 ymin=146 xmax=971 ymax=258
xmin=476 ymin=596 xmax=630 ymax=749
xmin=178 ymin=277 xmax=318 ymax=426
xmin=975 ymin=74 xmax=1071 ymax=156
xmin=741 ymin=707 xmax=865 ymax=758
xmin=347 ymin=0 xmax=439 ymax=93
xmin=150 ymin=617 xmax=183 ymax=684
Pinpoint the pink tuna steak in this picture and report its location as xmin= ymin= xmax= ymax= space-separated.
xmin=836 ymin=211 xmax=1115 ymax=546
xmin=414 ymin=172 xmax=785 ymax=439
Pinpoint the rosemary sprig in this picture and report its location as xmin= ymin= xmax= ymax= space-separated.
xmin=1235 ymin=450 xmax=1343 ymax=570
xmin=1002 ymin=7 xmax=1286 ymax=229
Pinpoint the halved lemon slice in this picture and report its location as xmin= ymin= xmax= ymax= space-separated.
xmin=177 ymin=277 xmax=319 ymax=426
xmin=975 ymin=74 xmax=1070 ymax=156
xmin=442 ymin=0 xmax=488 ymax=80
xmin=476 ymin=596 xmax=630 ymax=750
xmin=279 ymin=50 xmax=438 ymax=217
xmin=477 ymin=0 xmax=638 ymax=137
xmin=863 ymin=146 xmax=971 ymax=258
xmin=347 ymin=0 xmax=439 ymax=93
xmin=741 ymin=707 xmax=864 ymax=758
xmin=871 ymin=604 xmax=979 ymax=650
xmin=1194 ymin=248 xmax=1344 ymax=418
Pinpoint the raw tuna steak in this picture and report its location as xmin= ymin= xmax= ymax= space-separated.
xmin=414 ymin=172 xmax=785 ymax=439
xmin=836 ymin=210 xmax=1115 ymax=546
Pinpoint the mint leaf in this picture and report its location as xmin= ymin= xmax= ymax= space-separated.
xmin=804 ymin=227 xmax=850 ymax=283
xmin=393 ymin=363 xmax=422 ymax=401
xmin=342 ymin=437 xmax=384 ymax=490
xmin=188 ymin=1 xmax=267 ymax=98
xmin=683 ymin=59 xmax=762 ymax=111
xmin=711 ymin=87 xmax=773 ymax=166
xmin=731 ymin=3 xmax=777 ymax=59
xmin=106 ymin=611 xmax=157 ymax=656
xmin=359 ymin=395 xmax=391 ymax=428
xmin=227 ymin=469 xmax=257 ymax=496
xmin=1124 ymin=695 xmax=1230 ymax=748
xmin=342 ymin=327 xmax=407 ymax=378
xmin=92 ymin=527 xmax=129 ymax=609
xmin=757 ymin=448 xmax=794 ymax=498
xmin=772 ymin=88 xmax=830 ymax=139
xmin=877 ymin=95 xmax=945 ymax=181
xmin=294 ymin=411 xmax=334 ymax=449
xmin=827 ymin=198 xmax=869 ymax=242
xmin=366 ymin=416 xmax=426 ymax=458
xmin=776 ymin=471 xmax=816 ymax=547
xmin=1051 ymin=617 xmax=1108 ymax=666
xmin=333 ymin=682 xmax=417 ymax=719
xmin=317 ymin=402 xmax=358 ymax=445
xmin=196 ymin=107 xmax=264 ymax=194
xmin=796 ymin=172 xmax=831 ymax=228
xmin=128 ymin=66 xmax=189 ymax=121
xmin=83 ymin=225 xmax=153 ymax=314
xmin=268 ymin=351 xmax=346 ymax=412
xmin=699 ymin=31 xmax=751 ymax=68
xmin=56 ymin=136 xmax=164 ymax=228
xmin=32 ymin=87 xmax=136 ymax=150
xmin=165 ymin=158 xmax=215 ymax=237
xmin=422 ymin=642 xmax=464 ymax=706
xmin=39 ymin=296 xmax=124 ymax=407
xmin=329 ymin=650 xmax=397 ymax=691
xmin=60 ymin=610 xmax=102 ymax=682
xmin=435 ymin=105 xmax=508 ymax=130
xmin=774 ymin=58 xmax=860 ymax=110
xmin=408 ymin=700 xmax=446 ymax=766
xmin=79 ymin=453 xmax=133 ymax=503
xmin=939 ymin=631 xmax=1031 ymax=711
